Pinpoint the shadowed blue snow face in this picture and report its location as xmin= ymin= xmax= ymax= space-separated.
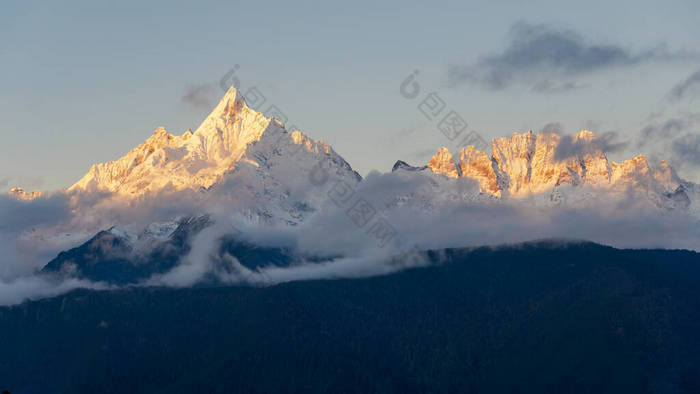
xmin=2 ymin=0 xmax=700 ymax=190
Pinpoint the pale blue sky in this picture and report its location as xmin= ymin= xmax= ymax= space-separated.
xmin=2 ymin=0 xmax=700 ymax=190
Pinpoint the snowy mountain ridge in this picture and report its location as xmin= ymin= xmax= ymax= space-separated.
xmin=5 ymin=85 xmax=700 ymax=285
xmin=415 ymin=130 xmax=683 ymax=197
xmin=67 ymin=86 xmax=357 ymax=196
xmin=8 ymin=86 xmax=699 ymax=219
xmin=389 ymin=129 xmax=697 ymax=214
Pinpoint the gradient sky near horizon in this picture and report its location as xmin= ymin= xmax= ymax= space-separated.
xmin=2 ymin=0 xmax=700 ymax=191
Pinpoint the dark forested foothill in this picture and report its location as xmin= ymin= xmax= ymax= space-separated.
xmin=2 ymin=242 xmax=700 ymax=393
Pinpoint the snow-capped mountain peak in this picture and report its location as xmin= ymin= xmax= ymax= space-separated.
xmin=653 ymin=160 xmax=683 ymax=192
xmin=396 ymin=130 xmax=695 ymax=209
xmin=67 ymin=87 xmax=352 ymax=196
xmin=427 ymin=147 xmax=460 ymax=178
xmin=11 ymin=85 xmax=698 ymax=224
xmin=7 ymin=186 xmax=42 ymax=200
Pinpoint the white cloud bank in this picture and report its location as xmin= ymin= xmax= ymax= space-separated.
xmin=1 ymin=168 xmax=699 ymax=306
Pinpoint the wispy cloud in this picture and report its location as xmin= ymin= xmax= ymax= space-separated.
xmin=531 ymin=80 xmax=586 ymax=94
xmin=636 ymin=113 xmax=700 ymax=175
xmin=639 ymin=117 xmax=691 ymax=141
xmin=0 ymin=276 xmax=109 ymax=307
xmin=396 ymin=127 xmax=418 ymax=138
xmin=1 ymin=127 xmax=699 ymax=307
xmin=3 ymin=165 xmax=700 ymax=306
xmin=669 ymin=68 xmax=700 ymax=102
xmin=538 ymin=122 xmax=629 ymax=160
xmin=554 ymin=130 xmax=628 ymax=160
xmin=671 ymin=132 xmax=700 ymax=166
xmin=389 ymin=126 xmax=420 ymax=145
xmin=448 ymin=21 xmax=695 ymax=92
xmin=406 ymin=147 xmax=438 ymax=162
xmin=540 ymin=122 xmax=565 ymax=134
xmin=182 ymin=83 xmax=217 ymax=109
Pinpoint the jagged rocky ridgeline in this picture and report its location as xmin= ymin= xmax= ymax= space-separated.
xmin=409 ymin=130 xmax=686 ymax=199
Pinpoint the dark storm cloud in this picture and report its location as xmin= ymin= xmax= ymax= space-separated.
xmin=448 ymin=21 xmax=693 ymax=92
xmin=669 ymin=68 xmax=700 ymax=101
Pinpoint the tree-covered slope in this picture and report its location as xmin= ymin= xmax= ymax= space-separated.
xmin=2 ymin=242 xmax=700 ymax=394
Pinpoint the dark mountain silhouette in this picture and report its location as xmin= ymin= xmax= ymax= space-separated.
xmin=41 ymin=216 xmax=306 ymax=285
xmin=3 ymin=241 xmax=700 ymax=393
